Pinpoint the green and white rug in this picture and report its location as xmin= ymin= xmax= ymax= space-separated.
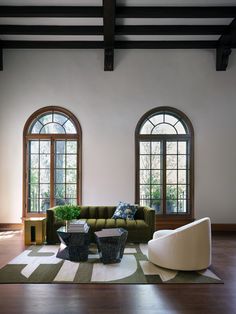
xmin=0 ymin=244 xmax=222 ymax=284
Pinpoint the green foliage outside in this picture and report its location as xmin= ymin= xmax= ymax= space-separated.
xmin=54 ymin=205 xmax=81 ymax=221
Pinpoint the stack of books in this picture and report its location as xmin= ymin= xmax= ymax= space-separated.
xmin=67 ymin=220 xmax=89 ymax=233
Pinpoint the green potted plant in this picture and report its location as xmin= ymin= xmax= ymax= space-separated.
xmin=54 ymin=205 xmax=81 ymax=230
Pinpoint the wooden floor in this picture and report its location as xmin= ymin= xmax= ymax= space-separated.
xmin=0 ymin=231 xmax=236 ymax=314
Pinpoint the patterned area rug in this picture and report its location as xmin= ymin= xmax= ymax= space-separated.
xmin=0 ymin=244 xmax=222 ymax=284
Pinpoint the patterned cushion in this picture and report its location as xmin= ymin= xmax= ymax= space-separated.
xmin=112 ymin=202 xmax=138 ymax=220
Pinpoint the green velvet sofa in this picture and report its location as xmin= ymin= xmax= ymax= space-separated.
xmin=46 ymin=205 xmax=155 ymax=244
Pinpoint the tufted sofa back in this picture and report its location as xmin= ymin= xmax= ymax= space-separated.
xmin=79 ymin=206 xmax=145 ymax=220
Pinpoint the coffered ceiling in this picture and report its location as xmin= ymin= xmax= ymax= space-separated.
xmin=0 ymin=0 xmax=235 ymax=71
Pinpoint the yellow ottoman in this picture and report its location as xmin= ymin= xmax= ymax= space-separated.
xmin=24 ymin=218 xmax=46 ymax=245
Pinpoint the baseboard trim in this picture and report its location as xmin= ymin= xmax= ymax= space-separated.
xmin=211 ymin=224 xmax=236 ymax=232
xmin=0 ymin=223 xmax=23 ymax=231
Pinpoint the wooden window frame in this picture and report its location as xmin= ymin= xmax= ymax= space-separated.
xmin=135 ymin=106 xmax=194 ymax=225
xmin=23 ymin=106 xmax=82 ymax=218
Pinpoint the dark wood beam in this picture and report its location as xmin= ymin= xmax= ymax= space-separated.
xmin=0 ymin=47 xmax=2 ymax=71
xmin=216 ymin=18 xmax=236 ymax=70
xmin=103 ymin=0 xmax=116 ymax=71
xmin=0 ymin=25 xmax=103 ymax=35
xmin=116 ymin=6 xmax=236 ymax=18
xmin=0 ymin=25 xmax=227 ymax=36
xmin=2 ymin=40 xmax=234 ymax=50
xmin=0 ymin=6 xmax=102 ymax=17
xmin=115 ymin=41 xmax=220 ymax=49
xmin=116 ymin=25 xmax=227 ymax=36
xmin=0 ymin=41 xmax=104 ymax=49
xmin=1 ymin=6 xmax=235 ymax=19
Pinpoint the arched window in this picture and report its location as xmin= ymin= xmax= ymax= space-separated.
xmin=23 ymin=106 xmax=82 ymax=217
xmin=135 ymin=107 xmax=194 ymax=220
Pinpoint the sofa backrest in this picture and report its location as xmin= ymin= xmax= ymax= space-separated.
xmin=78 ymin=206 xmax=145 ymax=220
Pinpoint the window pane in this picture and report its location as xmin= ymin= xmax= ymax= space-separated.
xmin=167 ymin=200 xmax=177 ymax=214
xmin=41 ymin=123 xmax=65 ymax=134
xmin=56 ymin=141 xmax=66 ymax=154
xmin=56 ymin=155 xmax=65 ymax=168
xmin=166 ymin=185 xmax=177 ymax=200
xmin=152 ymin=170 xmax=161 ymax=184
xmin=55 ymin=169 xmax=65 ymax=183
xmin=175 ymin=121 xmax=186 ymax=134
xmin=40 ymin=169 xmax=50 ymax=183
xmin=40 ymin=154 xmax=50 ymax=168
xmin=164 ymin=114 xmax=178 ymax=126
xmin=140 ymin=199 xmax=150 ymax=207
xmin=151 ymin=185 xmax=161 ymax=199
xmin=31 ymin=121 xmax=42 ymax=134
xmin=30 ymin=141 xmax=39 ymax=153
xmin=140 ymin=185 xmax=150 ymax=199
xmin=178 ymin=142 xmax=187 ymax=154
xmin=66 ymin=184 xmax=77 ymax=198
xmin=66 ymin=155 xmax=77 ymax=168
xmin=151 ymin=142 xmax=160 ymax=154
xmin=67 ymin=141 xmax=77 ymax=154
xmin=30 ymin=155 xmax=39 ymax=168
xmin=178 ymin=170 xmax=187 ymax=184
xmin=166 ymin=155 xmax=177 ymax=169
xmin=40 ymin=199 xmax=50 ymax=212
xmin=140 ymin=170 xmax=150 ymax=184
xmin=140 ymin=155 xmax=150 ymax=169
xmin=152 ymin=123 xmax=177 ymax=135
xmin=30 ymin=169 xmax=39 ymax=184
xmin=178 ymin=199 xmax=187 ymax=213
xmin=30 ymin=184 xmax=39 ymax=198
xmin=29 ymin=199 xmax=39 ymax=212
xmin=55 ymin=184 xmax=65 ymax=198
xmin=64 ymin=120 xmax=76 ymax=134
xmin=54 ymin=113 xmax=68 ymax=125
xmin=66 ymin=170 xmax=77 ymax=183
xmin=166 ymin=142 xmax=177 ymax=154
xmin=39 ymin=113 xmax=52 ymax=125
xmin=151 ymin=155 xmax=160 ymax=169
xmin=40 ymin=141 xmax=50 ymax=154
xmin=140 ymin=142 xmax=150 ymax=154
xmin=178 ymin=185 xmax=187 ymax=199
xmin=178 ymin=155 xmax=186 ymax=169
xmin=55 ymin=198 xmax=67 ymax=206
xmin=140 ymin=120 xmax=154 ymax=134
xmin=167 ymin=170 xmax=177 ymax=184
xmin=39 ymin=184 xmax=50 ymax=198
xmin=149 ymin=114 xmax=163 ymax=125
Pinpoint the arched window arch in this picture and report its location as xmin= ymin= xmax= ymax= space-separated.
xmin=135 ymin=107 xmax=194 ymax=220
xmin=23 ymin=106 xmax=82 ymax=217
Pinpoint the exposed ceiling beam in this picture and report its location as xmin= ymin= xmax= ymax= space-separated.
xmin=0 ymin=6 xmax=236 ymax=19
xmin=2 ymin=40 xmax=235 ymax=49
xmin=103 ymin=0 xmax=116 ymax=71
xmin=0 ymin=41 xmax=104 ymax=49
xmin=216 ymin=18 xmax=236 ymax=70
xmin=0 ymin=25 xmax=103 ymax=36
xmin=0 ymin=25 xmax=227 ymax=36
xmin=0 ymin=6 xmax=102 ymax=18
xmin=116 ymin=6 xmax=236 ymax=18
xmin=116 ymin=25 xmax=227 ymax=36
xmin=0 ymin=46 xmax=2 ymax=71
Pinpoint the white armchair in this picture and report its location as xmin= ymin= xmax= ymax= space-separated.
xmin=148 ymin=217 xmax=212 ymax=271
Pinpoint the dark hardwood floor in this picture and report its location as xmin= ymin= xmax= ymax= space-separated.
xmin=0 ymin=231 xmax=236 ymax=314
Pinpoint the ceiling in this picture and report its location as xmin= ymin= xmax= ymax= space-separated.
xmin=0 ymin=0 xmax=235 ymax=71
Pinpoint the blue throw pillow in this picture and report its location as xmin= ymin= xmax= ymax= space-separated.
xmin=112 ymin=202 xmax=138 ymax=220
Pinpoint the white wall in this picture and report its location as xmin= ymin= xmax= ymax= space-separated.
xmin=0 ymin=48 xmax=235 ymax=223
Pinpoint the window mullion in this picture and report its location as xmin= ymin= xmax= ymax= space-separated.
xmin=162 ymin=140 xmax=166 ymax=215
xmin=50 ymin=138 xmax=55 ymax=207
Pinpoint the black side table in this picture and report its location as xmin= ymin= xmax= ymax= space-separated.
xmin=56 ymin=226 xmax=90 ymax=262
xmin=95 ymin=228 xmax=128 ymax=264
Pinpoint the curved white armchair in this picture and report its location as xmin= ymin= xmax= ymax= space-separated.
xmin=148 ymin=217 xmax=212 ymax=271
